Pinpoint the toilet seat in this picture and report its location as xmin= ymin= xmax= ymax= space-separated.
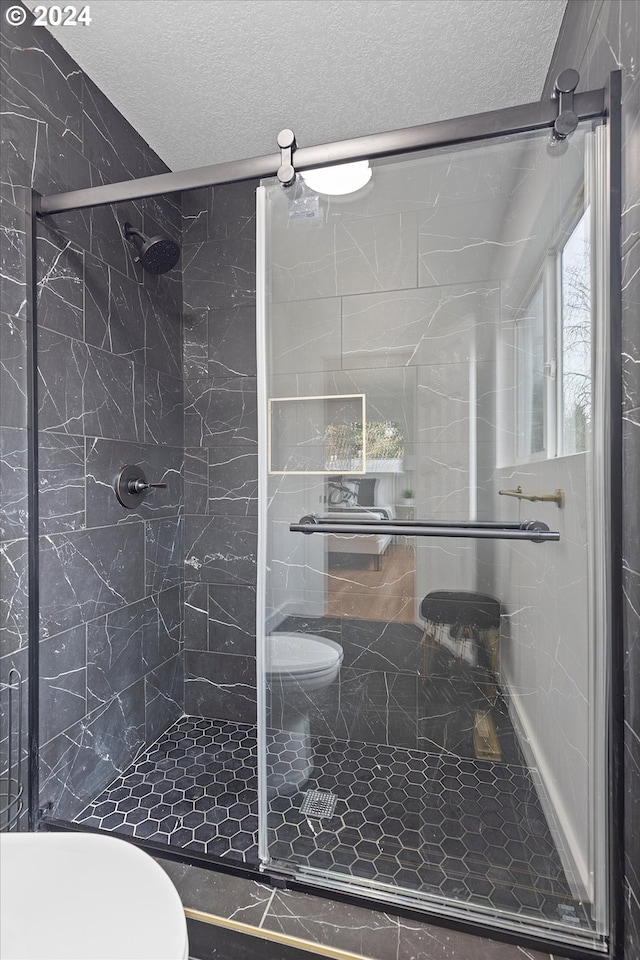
xmin=0 ymin=833 xmax=188 ymax=960
xmin=268 ymin=633 xmax=343 ymax=679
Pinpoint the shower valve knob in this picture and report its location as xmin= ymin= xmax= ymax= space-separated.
xmin=128 ymin=479 xmax=167 ymax=494
xmin=115 ymin=465 xmax=167 ymax=509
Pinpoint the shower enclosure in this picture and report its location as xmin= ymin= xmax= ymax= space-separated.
xmin=16 ymin=72 xmax=622 ymax=960
xmin=256 ymin=121 xmax=612 ymax=951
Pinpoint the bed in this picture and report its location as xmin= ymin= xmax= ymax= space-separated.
xmin=323 ymin=506 xmax=395 ymax=571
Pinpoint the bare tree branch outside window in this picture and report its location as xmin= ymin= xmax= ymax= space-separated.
xmin=561 ymin=209 xmax=591 ymax=454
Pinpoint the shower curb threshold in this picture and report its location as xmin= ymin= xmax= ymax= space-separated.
xmin=185 ymin=907 xmax=372 ymax=960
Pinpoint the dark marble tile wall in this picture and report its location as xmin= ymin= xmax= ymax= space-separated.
xmin=0 ymin=279 xmax=29 ymax=823
xmin=546 ymin=3 xmax=640 ymax=957
xmin=182 ymin=182 xmax=259 ymax=724
xmin=0 ymin=2 xmax=184 ymax=822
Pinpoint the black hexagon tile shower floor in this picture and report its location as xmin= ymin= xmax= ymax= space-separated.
xmin=74 ymin=717 xmax=591 ymax=927
xmin=76 ymin=718 xmax=259 ymax=860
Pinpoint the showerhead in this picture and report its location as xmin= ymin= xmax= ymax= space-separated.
xmin=123 ymin=222 xmax=180 ymax=275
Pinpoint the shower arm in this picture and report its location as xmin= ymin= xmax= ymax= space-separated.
xmin=290 ymin=516 xmax=560 ymax=543
xmin=123 ymin=223 xmax=145 ymax=243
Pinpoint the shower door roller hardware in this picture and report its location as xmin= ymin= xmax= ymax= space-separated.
xmin=114 ymin=465 xmax=167 ymax=510
xmin=277 ymin=128 xmax=297 ymax=185
xmin=549 ymin=69 xmax=580 ymax=143
xmin=291 ymin=515 xmax=560 ymax=543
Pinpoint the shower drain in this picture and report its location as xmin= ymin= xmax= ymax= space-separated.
xmin=300 ymin=790 xmax=338 ymax=819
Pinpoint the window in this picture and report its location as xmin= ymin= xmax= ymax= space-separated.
xmin=515 ymin=205 xmax=591 ymax=461
xmin=559 ymin=211 xmax=592 ymax=455
xmin=516 ymin=283 xmax=546 ymax=460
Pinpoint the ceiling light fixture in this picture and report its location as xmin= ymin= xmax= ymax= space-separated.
xmin=301 ymin=160 xmax=372 ymax=196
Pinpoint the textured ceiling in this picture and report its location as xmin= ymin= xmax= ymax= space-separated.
xmin=24 ymin=0 xmax=567 ymax=172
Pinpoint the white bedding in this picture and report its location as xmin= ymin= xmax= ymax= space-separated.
xmin=323 ymin=509 xmax=394 ymax=560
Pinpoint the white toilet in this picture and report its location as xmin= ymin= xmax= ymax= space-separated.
xmin=0 ymin=832 xmax=188 ymax=960
xmin=267 ymin=632 xmax=344 ymax=795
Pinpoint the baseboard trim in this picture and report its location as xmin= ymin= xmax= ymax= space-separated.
xmin=266 ymin=598 xmax=325 ymax=633
xmin=184 ymin=907 xmax=372 ymax=960
xmin=502 ymin=676 xmax=592 ymax=902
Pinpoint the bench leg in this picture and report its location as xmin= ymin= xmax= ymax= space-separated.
xmin=421 ymin=622 xmax=439 ymax=677
xmin=477 ymin=626 xmax=500 ymax=705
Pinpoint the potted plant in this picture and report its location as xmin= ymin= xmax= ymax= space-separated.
xmin=399 ymin=488 xmax=415 ymax=505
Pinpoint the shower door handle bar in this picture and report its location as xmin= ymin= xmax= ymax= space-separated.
xmin=289 ymin=518 xmax=560 ymax=543
xmin=314 ymin=517 xmax=525 ymax=530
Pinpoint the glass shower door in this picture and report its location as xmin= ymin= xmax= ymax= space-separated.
xmin=257 ymin=124 xmax=608 ymax=950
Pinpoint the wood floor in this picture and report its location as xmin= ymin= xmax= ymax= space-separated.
xmin=325 ymin=544 xmax=416 ymax=623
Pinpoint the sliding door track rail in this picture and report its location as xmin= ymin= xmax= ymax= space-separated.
xmin=36 ymin=88 xmax=605 ymax=216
